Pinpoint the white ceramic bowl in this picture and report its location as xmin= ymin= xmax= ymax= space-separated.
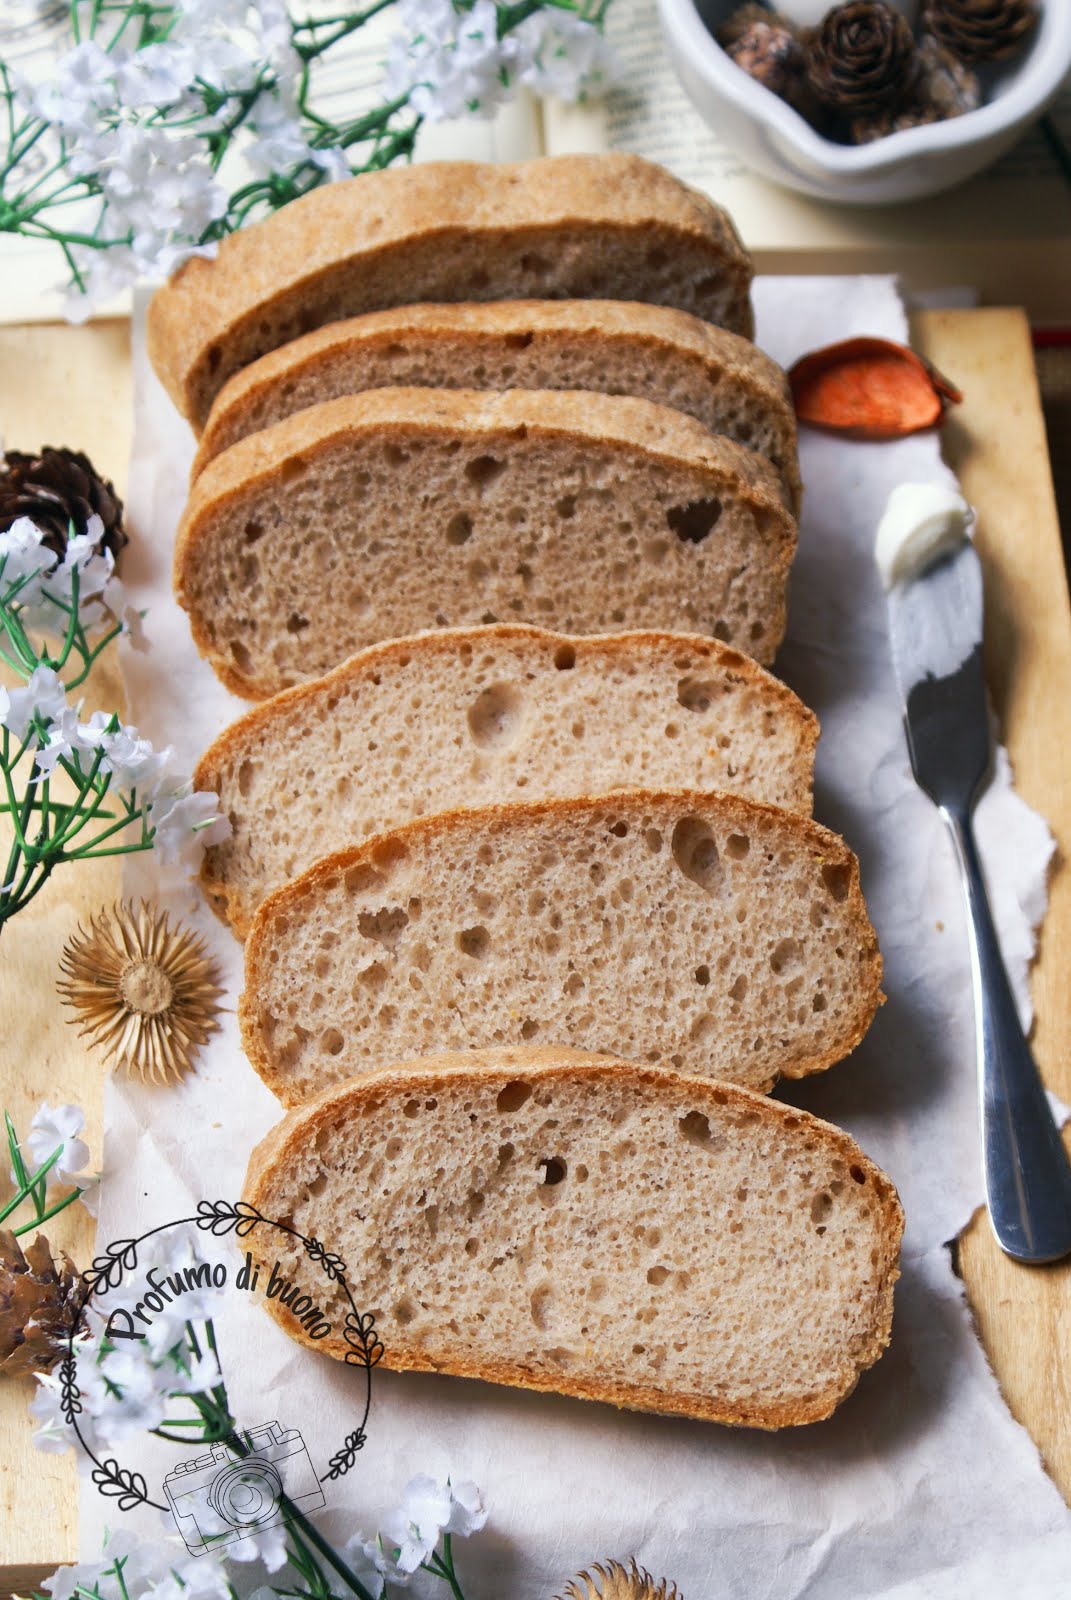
xmin=656 ymin=0 xmax=1071 ymax=204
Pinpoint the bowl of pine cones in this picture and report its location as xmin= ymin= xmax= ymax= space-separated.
xmin=657 ymin=0 xmax=1071 ymax=203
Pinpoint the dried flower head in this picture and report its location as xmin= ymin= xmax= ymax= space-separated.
xmin=558 ymin=1560 xmax=682 ymax=1600
xmin=57 ymin=902 xmax=224 ymax=1084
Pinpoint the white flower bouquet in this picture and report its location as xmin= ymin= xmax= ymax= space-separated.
xmin=0 ymin=0 xmax=616 ymax=318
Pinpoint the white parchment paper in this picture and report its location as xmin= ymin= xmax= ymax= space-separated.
xmin=81 ymin=278 xmax=1071 ymax=1596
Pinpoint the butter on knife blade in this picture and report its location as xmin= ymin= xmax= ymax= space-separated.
xmin=880 ymin=480 xmax=1071 ymax=1263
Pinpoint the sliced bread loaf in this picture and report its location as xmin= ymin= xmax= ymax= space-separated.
xmin=147 ymin=154 xmax=754 ymax=428
xmin=175 ymin=388 xmax=797 ymax=700
xmin=244 ymin=1046 xmax=903 ymax=1426
xmin=191 ymin=300 xmax=800 ymax=509
xmin=240 ymin=791 xmax=882 ymax=1107
xmin=197 ymin=625 xmax=818 ymax=939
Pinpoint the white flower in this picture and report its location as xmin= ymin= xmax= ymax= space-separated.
xmin=96 ymin=1346 xmax=171 ymax=1439
xmin=515 ymin=8 xmax=617 ymax=101
xmin=225 ymin=1520 xmax=289 ymax=1572
xmin=246 ymin=94 xmax=317 ymax=179
xmin=0 ymin=664 xmax=67 ymax=742
xmin=149 ymin=787 xmax=231 ymax=867
xmin=113 ymin=43 xmax=198 ymax=111
xmin=386 ymin=0 xmax=519 ymax=122
xmin=32 ymin=40 xmax=117 ymax=137
xmin=443 ymin=1477 xmax=488 ymax=1536
xmin=339 ymin=1539 xmax=387 ymax=1598
xmin=22 ymin=1101 xmax=90 ymax=1188
xmin=0 ymin=516 xmax=56 ymax=596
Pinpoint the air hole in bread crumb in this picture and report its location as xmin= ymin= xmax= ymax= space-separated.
xmin=609 ymin=820 xmax=628 ymax=838
xmin=770 ymin=938 xmax=800 ymax=975
xmin=520 ymin=1019 xmax=539 ymax=1040
xmin=553 ymin=644 xmax=575 ymax=670
xmin=344 ymin=863 xmax=385 ymax=895
xmin=237 ymin=761 xmax=255 ymax=798
xmin=464 ymin=1237 xmax=479 ymax=1256
xmin=385 ymin=443 xmax=409 ymax=466
xmin=465 ymin=454 xmax=506 ymax=488
xmin=286 ymin=612 xmax=309 ymax=634
xmin=644 ymin=829 xmax=663 ymax=854
xmin=394 ymin=1298 xmax=416 ymax=1326
xmin=647 ymin=1264 xmax=670 ymax=1286
xmin=811 ymin=1191 xmax=834 ymax=1223
xmin=726 ymin=833 xmax=751 ymax=859
xmin=446 ymin=512 xmax=473 ymax=546
xmin=320 ymin=1028 xmax=343 ymax=1056
xmin=822 ymin=861 xmax=852 ymax=902
xmin=813 ymin=993 xmax=827 ymax=1013
xmin=496 ymin=1079 xmax=532 ymax=1113
xmin=694 ymin=964 xmax=710 ymax=986
xmin=666 ymin=496 xmax=722 ymax=544
xmin=403 ymin=1099 xmax=421 ymax=1118
xmin=229 ymin=640 xmax=254 ymax=676
xmin=468 ymin=682 xmax=523 ymax=748
xmin=243 ymin=519 xmax=264 ymax=545
xmin=504 ymin=331 xmax=534 ymax=350
xmin=456 ymin=925 xmax=490 ymax=960
xmin=539 ymin=1157 xmax=566 ymax=1186
xmin=356 ymin=905 xmax=409 ymax=948
xmin=279 ymin=456 xmax=308 ymax=484
xmin=850 ymin=1165 xmax=867 ymax=1184
xmin=671 ymin=816 xmax=724 ymax=894
xmin=678 ymin=1109 xmax=719 ymax=1148
xmin=556 ymin=494 xmax=577 ymax=519
xmin=677 ymin=677 xmax=717 ymax=712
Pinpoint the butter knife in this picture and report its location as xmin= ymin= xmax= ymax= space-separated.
xmin=888 ymin=540 xmax=1071 ymax=1263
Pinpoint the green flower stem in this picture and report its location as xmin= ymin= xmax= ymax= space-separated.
xmin=0 ymin=1147 xmax=64 ymax=1225
xmin=11 ymin=1185 xmax=84 ymax=1236
xmin=424 ymin=1536 xmax=468 ymax=1600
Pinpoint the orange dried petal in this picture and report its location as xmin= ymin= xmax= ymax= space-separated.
xmin=788 ymin=338 xmax=962 ymax=440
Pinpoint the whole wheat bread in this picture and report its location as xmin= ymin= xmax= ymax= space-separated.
xmin=147 ymin=154 xmax=754 ymax=428
xmin=243 ymin=1046 xmax=903 ymax=1426
xmin=240 ymin=791 xmax=882 ymax=1106
xmin=197 ymin=625 xmax=818 ymax=940
xmin=175 ymin=388 xmax=797 ymax=700
xmin=192 ymin=300 xmax=799 ymax=508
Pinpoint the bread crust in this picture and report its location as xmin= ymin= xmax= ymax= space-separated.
xmin=242 ymin=1046 xmax=904 ymax=1428
xmin=174 ymin=387 xmax=798 ymax=699
xmin=194 ymin=623 xmax=820 ymax=939
xmin=239 ymin=788 xmax=883 ymax=1100
xmin=147 ymin=155 xmax=754 ymax=427
xmin=191 ymin=298 xmax=800 ymax=509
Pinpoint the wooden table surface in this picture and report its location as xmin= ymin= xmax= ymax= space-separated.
xmin=0 ymin=308 xmax=1068 ymax=1594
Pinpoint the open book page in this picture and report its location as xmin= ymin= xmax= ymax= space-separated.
xmin=543 ymin=0 xmax=1071 ymax=319
xmin=0 ymin=4 xmax=542 ymax=325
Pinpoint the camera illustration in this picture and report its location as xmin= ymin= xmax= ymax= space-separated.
xmin=164 ymin=1422 xmax=325 ymax=1555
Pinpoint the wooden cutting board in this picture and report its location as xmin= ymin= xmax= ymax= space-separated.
xmin=0 ymin=308 xmax=1067 ymax=1595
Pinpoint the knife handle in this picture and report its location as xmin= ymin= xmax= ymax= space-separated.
xmin=944 ymin=808 xmax=1071 ymax=1264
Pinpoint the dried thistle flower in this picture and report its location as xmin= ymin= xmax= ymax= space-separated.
xmin=57 ymin=902 xmax=224 ymax=1084
xmin=558 ymin=1560 xmax=682 ymax=1600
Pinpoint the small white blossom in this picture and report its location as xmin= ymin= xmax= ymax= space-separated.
xmin=0 ymin=664 xmax=67 ymax=741
xmin=246 ymin=94 xmax=318 ymax=179
xmin=32 ymin=40 xmax=118 ymax=138
xmin=0 ymin=515 xmax=56 ymax=594
xmin=149 ymin=788 xmax=232 ymax=867
xmin=23 ymin=1101 xmax=91 ymax=1188
xmin=224 ymin=1520 xmax=290 ymax=1572
xmin=339 ymin=1543 xmax=387 ymax=1599
xmin=443 ymin=1476 xmax=489 ymax=1536
xmin=515 ymin=8 xmax=617 ymax=101
xmin=95 ymin=1345 xmax=171 ymax=1439
xmin=386 ymin=0 xmax=519 ymax=122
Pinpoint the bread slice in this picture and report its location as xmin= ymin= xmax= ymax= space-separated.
xmin=243 ymin=1046 xmax=903 ymax=1427
xmin=175 ymin=388 xmax=797 ymax=701
xmin=240 ymin=791 xmax=882 ymax=1107
xmin=147 ymin=154 xmax=754 ymax=428
xmin=191 ymin=300 xmax=800 ymax=509
xmin=196 ymin=625 xmax=819 ymax=939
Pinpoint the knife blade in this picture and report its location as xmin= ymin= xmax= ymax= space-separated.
xmin=887 ymin=540 xmax=1071 ymax=1264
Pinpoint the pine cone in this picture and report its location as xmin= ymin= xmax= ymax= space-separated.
xmin=850 ymin=102 xmax=943 ymax=142
xmin=916 ymin=34 xmax=982 ymax=117
xmin=0 ymin=1229 xmax=80 ymax=1379
xmin=806 ymin=1 xmax=920 ymax=115
xmin=0 ymin=446 xmax=127 ymax=564
xmin=920 ymin=0 xmax=1039 ymax=65
xmin=718 ymin=6 xmax=821 ymax=120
